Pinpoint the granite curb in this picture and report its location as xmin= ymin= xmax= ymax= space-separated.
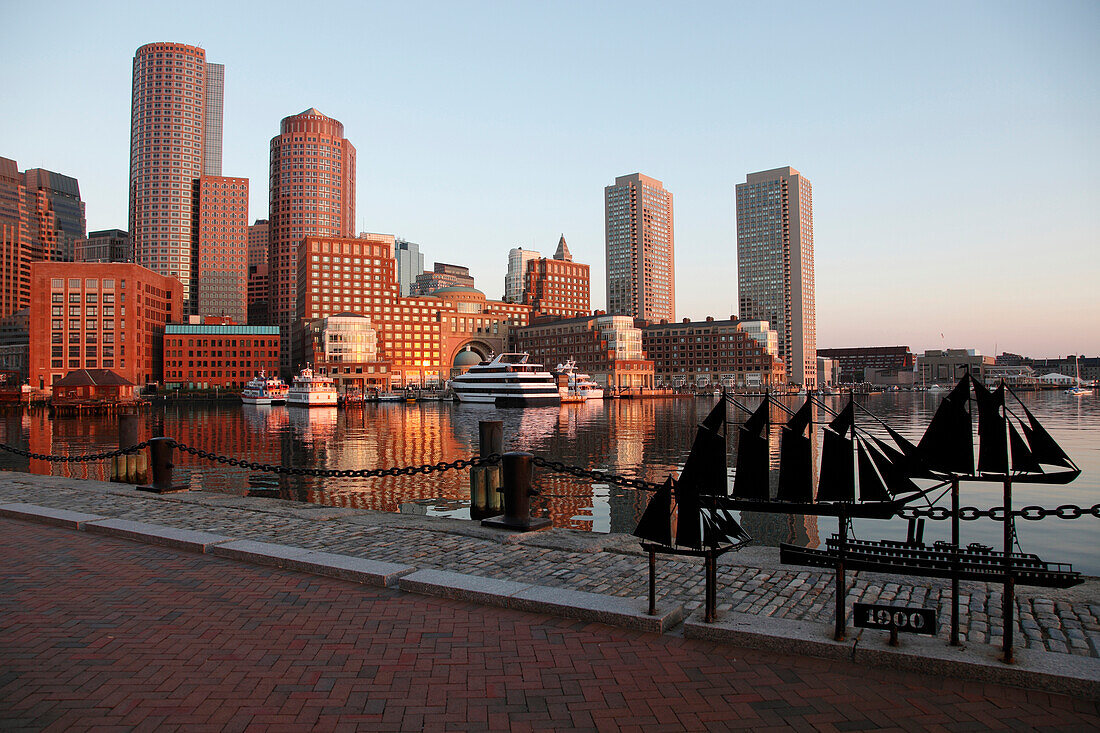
xmin=685 ymin=610 xmax=1100 ymax=699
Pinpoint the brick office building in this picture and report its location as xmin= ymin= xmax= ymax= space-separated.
xmin=163 ymin=318 xmax=280 ymax=389
xmin=28 ymin=262 xmax=182 ymax=391
xmin=523 ymin=236 xmax=590 ymax=318
xmin=641 ymin=317 xmax=786 ymax=389
xmin=196 ymin=175 xmax=248 ymax=322
xmin=512 ymin=314 xmax=654 ymax=390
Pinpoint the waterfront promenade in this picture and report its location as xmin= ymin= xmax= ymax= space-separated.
xmin=1 ymin=470 xmax=1098 ymax=725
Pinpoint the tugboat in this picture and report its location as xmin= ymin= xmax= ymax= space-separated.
xmin=286 ymin=367 xmax=338 ymax=407
xmin=242 ymin=371 xmax=289 ymax=405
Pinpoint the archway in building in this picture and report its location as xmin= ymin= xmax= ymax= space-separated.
xmin=450 ymin=341 xmax=493 ymax=377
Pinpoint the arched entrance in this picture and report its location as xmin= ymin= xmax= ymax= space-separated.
xmin=449 ymin=341 xmax=493 ymax=378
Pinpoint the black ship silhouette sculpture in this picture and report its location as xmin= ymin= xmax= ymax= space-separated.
xmin=632 ymin=376 xmax=1083 ymax=630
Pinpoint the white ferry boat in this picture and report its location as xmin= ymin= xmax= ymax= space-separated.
xmin=241 ymin=371 xmax=289 ymax=405
xmin=286 ymin=368 xmax=338 ymax=407
xmin=553 ymin=360 xmax=605 ymax=401
xmin=451 ymin=353 xmax=561 ymax=406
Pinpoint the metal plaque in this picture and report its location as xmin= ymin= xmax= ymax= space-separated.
xmin=853 ymin=603 xmax=936 ymax=635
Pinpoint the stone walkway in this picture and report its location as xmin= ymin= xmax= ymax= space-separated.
xmin=4 ymin=518 xmax=1098 ymax=731
xmin=1 ymin=470 xmax=1097 ymax=662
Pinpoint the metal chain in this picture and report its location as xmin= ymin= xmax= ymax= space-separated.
xmin=171 ymin=440 xmax=500 ymax=479
xmin=530 ymin=454 xmax=663 ymax=492
xmin=898 ymin=503 xmax=1100 ymax=521
xmin=0 ymin=441 xmax=150 ymax=463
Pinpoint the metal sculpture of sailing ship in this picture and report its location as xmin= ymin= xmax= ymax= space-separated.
xmin=631 ymin=375 xmax=1083 ymax=658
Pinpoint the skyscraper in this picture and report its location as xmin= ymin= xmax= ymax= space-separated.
xmin=268 ymin=108 xmax=356 ymax=370
xmin=395 ymin=238 xmax=423 ymax=296
xmin=604 ymin=173 xmax=674 ymax=323
xmin=196 ymin=175 xmax=248 ymax=322
xmin=505 ymin=247 xmax=540 ymax=303
xmin=735 ymin=166 xmax=816 ymax=388
xmin=523 ymin=236 xmax=591 ymax=318
xmin=128 ymin=42 xmax=224 ymax=313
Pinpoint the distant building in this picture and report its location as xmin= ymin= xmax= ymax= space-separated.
xmin=605 ymin=173 xmax=674 ymax=323
xmin=505 ymin=247 xmax=541 ymax=303
xmin=0 ymin=157 xmax=87 ymax=318
xmin=523 ymin=236 xmax=590 ymax=318
xmin=196 ymin=175 xmax=248 ymax=322
xmin=817 ymin=356 xmax=839 ymax=387
xmin=0 ymin=309 xmax=29 ymax=382
xmin=28 ymin=262 xmax=183 ymax=390
xmin=299 ymin=313 xmax=391 ymax=391
xmin=164 ymin=318 xmax=279 ymax=389
xmin=641 ymin=317 xmax=786 ymax=390
xmin=411 ymin=262 xmax=475 ymax=296
xmin=247 ymin=219 xmax=269 ymax=270
xmin=247 ymin=264 xmax=270 ymax=325
xmin=817 ymin=346 xmax=914 ymax=383
xmin=129 ymin=42 xmax=224 ymax=312
xmin=512 ymin=314 xmax=655 ymax=390
xmin=736 ymin=166 xmax=816 ymax=388
xmin=79 ymin=229 xmax=131 ymax=263
xmin=269 ymin=108 xmax=357 ymax=370
xmin=917 ymin=349 xmax=995 ymax=384
xmin=737 ymin=320 xmax=779 ymax=357
xmin=394 ymin=238 xmax=423 ymax=296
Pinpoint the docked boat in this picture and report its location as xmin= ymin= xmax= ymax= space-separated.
xmin=1066 ymin=355 xmax=1093 ymax=396
xmin=241 ymin=371 xmax=289 ymax=405
xmin=450 ymin=353 xmax=561 ymax=406
xmin=553 ymin=360 xmax=605 ymax=401
xmin=286 ymin=368 xmax=338 ymax=407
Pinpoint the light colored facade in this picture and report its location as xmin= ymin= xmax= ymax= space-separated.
xmin=605 ymin=173 xmax=674 ymax=323
xmin=196 ymin=175 xmax=248 ymax=322
xmin=505 ymin=247 xmax=540 ymax=303
xmin=735 ymin=166 xmax=816 ymax=388
xmin=202 ymin=63 xmax=224 ymax=176
xmin=129 ymin=42 xmax=223 ymax=313
xmin=737 ymin=319 xmax=779 ymax=357
xmin=395 ymin=238 xmax=423 ymax=296
xmin=917 ymin=348 xmax=995 ymax=384
xmin=268 ymin=108 xmax=356 ymax=370
xmin=411 ymin=262 xmax=474 ymax=296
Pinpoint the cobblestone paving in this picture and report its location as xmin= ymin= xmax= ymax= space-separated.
xmin=8 ymin=520 xmax=1097 ymax=731
xmin=2 ymin=472 xmax=1098 ymax=659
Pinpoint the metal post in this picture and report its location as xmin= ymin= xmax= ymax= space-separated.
xmin=704 ymin=552 xmax=716 ymax=623
xmin=137 ymin=437 xmax=187 ymax=494
xmin=834 ymin=511 xmax=847 ymax=641
xmin=951 ymin=478 xmax=961 ymax=646
xmin=648 ymin=549 xmax=657 ymax=616
xmin=1002 ymin=478 xmax=1014 ymax=663
xmin=113 ymin=413 xmax=145 ymax=483
xmin=480 ymin=451 xmax=550 ymax=531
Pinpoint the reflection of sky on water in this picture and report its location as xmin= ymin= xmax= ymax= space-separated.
xmin=1 ymin=392 xmax=1097 ymax=574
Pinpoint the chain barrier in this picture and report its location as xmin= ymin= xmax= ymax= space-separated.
xmin=0 ymin=441 xmax=150 ymax=463
xmin=2 ymin=439 xmax=1098 ymax=521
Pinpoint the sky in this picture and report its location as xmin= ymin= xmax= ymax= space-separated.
xmin=3 ymin=0 xmax=1098 ymax=358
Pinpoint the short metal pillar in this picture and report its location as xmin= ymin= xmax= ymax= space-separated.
xmin=950 ymin=478 xmax=961 ymax=646
xmin=834 ymin=512 xmax=848 ymax=641
xmin=137 ymin=437 xmax=187 ymax=494
xmin=1002 ymin=478 xmax=1015 ymax=663
xmin=704 ymin=552 xmax=717 ymax=623
xmin=648 ymin=549 xmax=657 ymax=616
xmin=469 ymin=420 xmax=504 ymax=520
xmin=112 ymin=413 xmax=147 ymax=484
xmin=481 ymin=451 xmax=550 ymax=531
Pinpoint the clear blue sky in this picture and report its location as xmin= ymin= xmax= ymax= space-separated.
xmin=4 ymin=0 xmax=1098 ymax=358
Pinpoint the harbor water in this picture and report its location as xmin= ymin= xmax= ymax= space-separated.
xmin=1 ymin=392 xmax=1097 ymax=575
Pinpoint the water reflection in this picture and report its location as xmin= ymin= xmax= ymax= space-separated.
xmin=0 ymin=392 xmax=1097 ymax=574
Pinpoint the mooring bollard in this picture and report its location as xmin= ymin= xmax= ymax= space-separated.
xmin=137 ymin=436 xmax=187 ymax=494
xmin=112 ymin=413 xmax=147 ymax=484
xmin=470 ymin=420 xmax=503 ymax=520
xmin=481 ymin=451 xmax=551 ymax=531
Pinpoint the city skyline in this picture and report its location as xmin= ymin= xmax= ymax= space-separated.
xmin=3 ymin=2 xmax=1097 ymax=358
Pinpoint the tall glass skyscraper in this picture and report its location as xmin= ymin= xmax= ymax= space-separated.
xmin=395 ymin=238 xmax=424 ymax=297
xmin=735 ymin=166 xmax=816 ymax=388
xmin=604 ymin=173 xmax=674 ymax=323
xmin=128 ymin=42 xmax=224 ymax=314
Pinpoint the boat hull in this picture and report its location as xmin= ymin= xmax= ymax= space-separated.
xmin=779 ymin=539 xmax=1082 ymax=589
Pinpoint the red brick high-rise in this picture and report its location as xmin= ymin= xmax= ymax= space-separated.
xmin=196 ymin=175 xmax=248 ymax=322
xmin=269 ymin=108 xmax=356 ymax=371
xmin=128 ymin=42 xmax=224 ymax=315
xmin=523 ymin=235 xmax=590 ymax=318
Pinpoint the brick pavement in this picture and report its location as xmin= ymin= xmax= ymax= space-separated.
xmin=2 ymin=517 xmax=1097 ymax=732
xmin=1 ymin=472 xmax=1097 ymax=659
